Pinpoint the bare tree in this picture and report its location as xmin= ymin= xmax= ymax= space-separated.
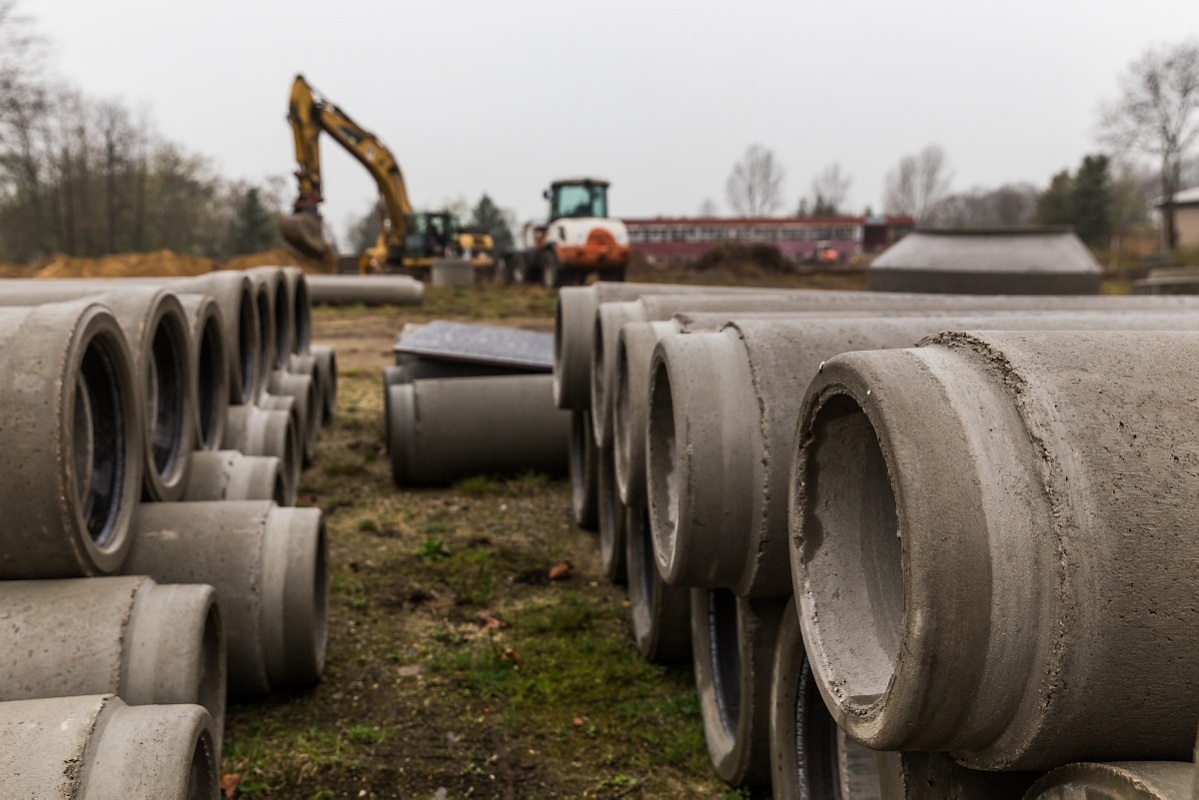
xmin=697 ymin=197 xmax=719 ymax=217
xmin=1098 ymin=39 xmax=1199 ymax=249
xmin=883 ymin=144 xmax=953 ymax=221
xmin=725 ymin=144 xmax=785 ymax=217
xmin=926 ymin=183 xmax=1039 ymax=228
xmin=810 ymin=162 xmax=852 ymax=215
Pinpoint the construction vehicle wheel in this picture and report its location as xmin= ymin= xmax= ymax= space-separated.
xmin=542 ymin=251 xmax=562 ymax=289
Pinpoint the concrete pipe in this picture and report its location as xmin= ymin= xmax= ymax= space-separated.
xmin=249 ymin=267 xmax=292 ymax=370
xmin=183 ymin=450 xmax=290 ymax=506
xmin=0 ymin=301 xmax=141 ymax=578
xmin=0 ymin=287 xmax=195 ymax=502
xmin=552 ymin=282 xmax=795 ymax=411
xmin=281 ymin=266 xmax=312 ymax=355
xmin=127 ymin=502 xmax=328 ymax=696
xmin=388 ymin=374 xmax=570 ymax=486
xmin=569 ymin=410 xmax=599 ymax=530
xmin=792 ymin=330 xmax=1199 ymax=769
xmin=770 ymin=595 xmax=883 ymax=799
xmin=177 ymin=293 xmax=229 ymax=452
xmin=287 ymin=352 xmax=326 ymax=438
xmin=690 ymin=586 xmax=784 ymax=788
xmin=0 ymin=694 xmax=219 ymax=800
xmin=306 ymin=274 xmax=424 ymax=306
xmin=182 ymin=271 xmax=259 ymax=405
xmin=223 ymin=404 xmax=301 ymax=505
xmin=249 ymin=278 xmax=275 ymax=397
xmin=267 ymin=369 xmax=320 ymax=465
xmin=0 ymin=576 xmax=225 ymax=744
xmin=624 ymin=503 xmax=691 ymax=663
xmin=597 ymin=441 xmax=628 ymax=584
xmin=613 ymin=321 xmax=677 ymax=507
xmin=875 ymin=752 xmax=1042 ymax=799
xmin=649 ymin=310 xmax=1199 ymax=598
xmin=311 ymin=344 xmax=337 ymax=422
xmin=1023 ymin=762 xmax=1193 ymax=799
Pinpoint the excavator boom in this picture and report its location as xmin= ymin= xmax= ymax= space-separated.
xmin=281 ymin=75 xmax=413 ymax=266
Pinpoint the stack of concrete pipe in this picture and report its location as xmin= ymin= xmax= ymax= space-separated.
xmin=0 ymin=266 xmax=333 ymax=798
xmin=554 ymin=280 xmax=1199 ymax=797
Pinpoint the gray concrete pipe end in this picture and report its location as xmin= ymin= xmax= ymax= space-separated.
xmin=184 ymin=451 xmax=288 ymax=505
xmin=261 ymin=506 xmax=329 ymax=689
xmin=612 ymin=320 xmax=677 ymax=509
xmin=552 ymin=286 xmax=596 ymax=410
xmin=1024 ymin=762 xmax=1194 ymax=799
xmin=0 ymin=302 xmax=143 ymax=578
xmin=624 ymin=503 xmax=691 ymax=664
xmin=568 ymin=410 xmax=599 ymax=531
xmin=0 ymin=694 xmax=219 ymax=799
xmin=645 ymin=332 xmax=755 ymax=590
xmin=178 ymin=293 xmax=230 ymax=452
xmin=138 ymin=290 xmax=197 ymax=503
xmin=689 ymin=587 xmax=783 ymax=788
xmin=590 ymin=301 xmax=644 ymax=447
xmin=310 ymin=344 xmax=337 ymax=422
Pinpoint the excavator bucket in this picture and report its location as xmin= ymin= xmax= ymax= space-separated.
xmin=280 ymin=212 xmax=336 ymax=266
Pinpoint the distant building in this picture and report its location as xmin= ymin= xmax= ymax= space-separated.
xmin=1158 ymin=187 xmax=1199 ymax=249
xmin=621 ymin=214 xmax=914 ymax=264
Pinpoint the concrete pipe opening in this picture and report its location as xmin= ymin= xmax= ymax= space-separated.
xmin=254 ymin=286 xmax=272 ymax=396
xmin=272 ymin=468 xmax=289 ymax=507
xmin=195 ymin=311 xmax=225 ymax=450
xmin=292 ymin=276 xmax=311 ymax=355
xmin=707 ymin=588 xmax=742 ymax=737
xmin=265 ymin=510 xmax=329 ymax=687
xmin=273 ymin=279 xmax=289 ymax=368
xmin=802 ymin=393 xmax=903 ymax=709
xmin=568 ymin=410 xmax=598 ymax=530
xmin=187 ymin=728 xmax=219 ymax=800
xmin=647 ymin=357 xmax=678 ymax=573
xmin=197 ymin=601 xmax=225 ymax=746
xmin=613 ymin=339 xmax=633 ymax=491
xmin=147 ymin=310 xmax=187 ymax=486
xmin=75 ymin=334 xmax=127 ymax=549
xmin=237 ymin=286 xmax=256 ymax=400
xmin=589 ymin=315 xmax=605 ymax=421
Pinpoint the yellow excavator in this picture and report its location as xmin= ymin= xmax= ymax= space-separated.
xmin=280 ymin=74 xmax=494 ymax=276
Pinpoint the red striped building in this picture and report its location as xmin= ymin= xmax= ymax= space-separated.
xmin=622 ymin=215 xmax=915 ymax=264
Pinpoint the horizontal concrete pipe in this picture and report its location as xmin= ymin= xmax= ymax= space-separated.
xmin=223 ymin=404 xmax=302 ymax=504
xmin=0 ymin=694 xmax=219 ymax=800
xmin=268 ymin=368 xmax=321 ymax=464
xmin=306 ymin=274 xmax=425 ymax=306
xmin=126 ymin=502 xmax=328 ymax=696
xmin=689 ymin=586 xmax=784 ymax=789
xmin=177 ymin=292 xmax=229 ymax=451
xmin=310 ymin=344 xmax=338 ymax=421
xmin=0 ymin=272 xmax=260 ymax=406
xmin=249 ymin=267 xmax=294 ymax=372
xmin=569 ymin=410 xmax=599 ymax=530
xmin=280 ymin=266 xmax=312 ymax=355
xmin=388 ymin=374 xmax=570 ymax=485
xmin=597 ymin=440 xmax=628 ymax=584
xmin=0 ymin=301 xmax=141 ymax=578
xmin=0 ymin=286 xmax=196 ymax=502
xmin=184 ymin=450 xmax=290 ymax=506
xmin=793 ymin=330 xmax=1199 ymax=770
xmin=646 ymin=310 xmax=1199 ymax=599
xmin=553 ymin=282 xmax=805 ymax=411
xmin=1022 ymin=762 xmax=1194 ymax=799
xmin=623 ymin=503 xmax=691 ymax=664
xmin=0 ymin=576 xmax=225 ymax=745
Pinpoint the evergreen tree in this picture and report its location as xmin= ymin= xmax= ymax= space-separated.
xmin=228 ymin=187 xmax=277 ymax=255
xmin=469 ymin=193 xmax=514 ymax=251
xmin=1035 ymin=170 xmax=1074 ymax=227
xmin=1071 ymin=154 xmax=1112 ymax=247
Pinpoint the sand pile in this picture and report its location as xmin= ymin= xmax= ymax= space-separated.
xmin=0 ymin=246 xmax=334 ymax=279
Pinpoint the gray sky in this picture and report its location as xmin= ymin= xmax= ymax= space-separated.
xmin=35 ymin=0 xmax=1199 ymax=240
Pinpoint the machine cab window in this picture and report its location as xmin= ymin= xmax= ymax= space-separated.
xmin=549 ymin=180 xmax=609 ymax=221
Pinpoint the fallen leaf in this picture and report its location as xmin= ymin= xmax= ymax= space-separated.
xmin=220 ymin=773 xmax=241 ymax=798
xmin=548 ymin=560 xmax=573 ymax=581
xmin=500 ymin=646 xmax=522 ymax=666
xmin=572 ymin=716 xmax=584 ymax=727
xmin=478 ymin=611 xmax=505 ymax=630
xmin=398 ymin=664 xmax=423 ymax=677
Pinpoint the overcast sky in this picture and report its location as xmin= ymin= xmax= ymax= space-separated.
xmin=31 ymin=0 xmax=1199 ymax=240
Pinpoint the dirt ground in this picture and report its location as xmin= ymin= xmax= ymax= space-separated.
xmin=220 ymin=284 xmax=744 ymax=800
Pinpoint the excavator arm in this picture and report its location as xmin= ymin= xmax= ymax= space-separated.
xmin=281 ymin=75 xmax=413 ymax=267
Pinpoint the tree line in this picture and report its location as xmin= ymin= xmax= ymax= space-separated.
xmin=718 ymin=39 xmax=1199 ymax=252
xmin=0 ymin=1 xmax=283 ymax=264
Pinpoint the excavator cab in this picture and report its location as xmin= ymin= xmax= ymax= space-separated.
xmin=548 ymin=179 xmax=609 ymax=221
xmin=403 ymin=211 xmax=459 ymax=260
